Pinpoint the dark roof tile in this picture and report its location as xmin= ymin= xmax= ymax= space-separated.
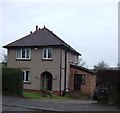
xmin=3 ymin=27 xmax=81 ymax=55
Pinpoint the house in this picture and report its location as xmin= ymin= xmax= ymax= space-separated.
xmin=3 ymin=25 xmax=96 ymax=96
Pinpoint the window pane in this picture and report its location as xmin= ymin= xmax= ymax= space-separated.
xmin=75 ymin=55 xmax=78 ymax=64
xmin=82 ymin=75 xmax=86 ymax=85
xmin=26 ymin=71 xmax=30 ymax=81
xmin=22 ymin=72 xmax=25 ymax=81
xmin=22 ymin=49 xmax=25 ymax=58
xmin=26 ymin=74 xmax=28 ymax=81
xmin=23 ymin=71 xmax=30 ymax=82
xmin=26 ymin=49 xmax=31 ymax=58
xmin=16 ymin=49 xmax=21 ymax=58
xmin=43 ymin=49 xmax=47 ymax=58
xmin=48 ymin=48 xmax=52 ymax=58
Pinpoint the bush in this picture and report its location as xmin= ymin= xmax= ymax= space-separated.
xmin=95 ymin=70 xmax=120 ymax=105
xmin=2 ymin=68 xmax=23 ymax=96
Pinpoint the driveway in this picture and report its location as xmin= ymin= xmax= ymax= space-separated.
xmin=2 ymin=96 xmax=119 ymax=112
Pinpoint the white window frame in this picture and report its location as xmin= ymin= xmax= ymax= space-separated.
xmin=23 ymin=71 xmax=30 ymax=83
xmin=42 ymin=48 xmax=52 ymax=59
xmin=82 ymin=75 xmax=86 ymax=85
xmin=16 ymin=48 xmax=31 ymax=60
xmin=75 ymin=55 xmax=78 ymax=64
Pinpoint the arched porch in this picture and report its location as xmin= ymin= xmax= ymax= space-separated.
xmin=41 ymin=71 xmax=53 ymax=91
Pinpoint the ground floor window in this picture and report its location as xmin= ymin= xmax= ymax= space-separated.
xmin=23 ymin=71 xmax=30 ymax=83
xmin=82 ymin=75 xmax=86 ymax=85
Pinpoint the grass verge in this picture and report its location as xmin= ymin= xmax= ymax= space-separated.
xmin=23 ymin=91 xmax=70 ymax=100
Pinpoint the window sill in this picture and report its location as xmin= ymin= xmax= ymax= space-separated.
xmin=16 ymin=58 xmax=31 ymax=61
xmin=42 ymin=58 xmax=53 ymax=61
xmin=23 ymin=81 xmax=31 ymax=84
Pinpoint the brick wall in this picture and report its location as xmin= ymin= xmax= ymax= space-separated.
xmin=69 ymin=66 xmax=96 ymax=96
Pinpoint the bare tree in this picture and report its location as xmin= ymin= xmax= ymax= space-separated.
xmin=0 ymin=50 xmax=7 ymax=67
xmin=94 ymin=60 xmax=109 ymax=72
xmin=78 ymin=57 xmax=86 ymax=67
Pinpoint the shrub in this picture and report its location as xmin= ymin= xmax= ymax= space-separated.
xmin=2 ymin=68 xmax=23 ymax=96
xmin=95 ymin=70 xmax=120 ymax=105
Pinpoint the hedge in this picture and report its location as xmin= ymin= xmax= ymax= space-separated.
xmin=2 ymin=68 xmax=23 ymax=96
xmin=96 ymin=70 xmax=120 ymax=104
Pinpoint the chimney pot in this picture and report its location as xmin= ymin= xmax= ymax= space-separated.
xmin=30 ymin=31 xmax=32 ymax=34
xmin=36 ymin=25 xmax=38 ymax=31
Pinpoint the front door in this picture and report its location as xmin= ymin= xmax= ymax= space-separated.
xmin=45 ymin=74 xmax=52 ymax=91
xmin=41 ymin=71 xmax=52 ymax=91
xmin=74 ymin=74 xmax=82 ymax=91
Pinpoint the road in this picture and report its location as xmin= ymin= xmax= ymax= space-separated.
xmin=2 ymin=96 xmax=120 ymax=113
xmin=3 ymin=105 xmax=35 ymax=111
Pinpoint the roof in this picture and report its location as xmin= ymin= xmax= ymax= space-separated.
xmin=3 ymin=26 xmax=81 ymax=55
xmin=70 ymin=64 xmax=95 ymax=74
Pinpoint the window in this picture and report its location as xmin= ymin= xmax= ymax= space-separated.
xmin=75 ymin=55 xmax=78 ymax=64
xmin=43 ymin=48 xmax=52 ymax=59
xmin=82 ymin=75 xmax=86 ymax=85
xmin=23 ymin=71 xmax=30 ymax=82
xmin=16 ymin=48 xmax=31 ymax=59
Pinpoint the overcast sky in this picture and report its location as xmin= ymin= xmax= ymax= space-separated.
xmin=0 ymin=0 xmax=118 ymax=68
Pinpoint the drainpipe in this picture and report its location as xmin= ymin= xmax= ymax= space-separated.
xmin=63 ymin=49 xmax=68 ymax=96
xmin=59 ymin=48 xmax=62 ymax=96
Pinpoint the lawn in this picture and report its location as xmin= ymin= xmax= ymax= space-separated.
xmin=23 ymin=91 xmax=70 ymax=100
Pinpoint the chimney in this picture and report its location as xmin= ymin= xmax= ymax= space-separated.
xmin=36 ymin=25 xmax=38 ymax=31
xmin=30 ymin=31 xmax=32 ymax=34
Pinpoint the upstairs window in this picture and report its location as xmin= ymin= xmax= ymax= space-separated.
xmin=22 ymin=71 xmax=30 ymax=83
xmin=75 ymin=55 xmax=78 ymax=64
xmin=43 ymin=48 xmax=52 ymax=59
xmin=16 ymin=48 xmax=31 ymax=59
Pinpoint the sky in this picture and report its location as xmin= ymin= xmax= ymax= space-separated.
xmin=0 ymin=0 xmax=119 ymax=68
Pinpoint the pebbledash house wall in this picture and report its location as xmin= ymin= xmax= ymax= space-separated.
xmin=7 ymin=47 xmax=78 ymax=94
xmin=61 ymin=49 xmax=79 ymax=92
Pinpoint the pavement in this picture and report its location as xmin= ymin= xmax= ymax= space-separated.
xmin=2 ymin=96 xmax=120 ymax=112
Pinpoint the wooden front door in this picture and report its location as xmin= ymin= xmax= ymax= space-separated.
xmin=41 ymin=71 xmax=53 ymax=91
xmin=74 ymin=74 xmax=82 ymax=91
